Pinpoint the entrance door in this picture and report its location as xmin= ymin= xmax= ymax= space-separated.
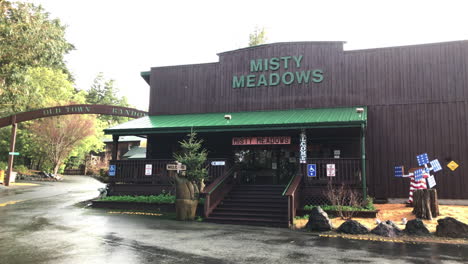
xmin=233 ymin=146 xmax=297 ymax=185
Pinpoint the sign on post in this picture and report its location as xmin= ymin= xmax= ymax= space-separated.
xmin=299 ymin=130 xmax=307 ymax=164
xmin=109 ymin=165 xmax=116 ymax=176
xmin=307 ymin=164 xmax=316 ymax=177
xmin=8 ymin=152 xmax=19 ymax=156
xmin=211 ymin=161 xmax=225 ymax=166
xmin=326 ymin=164 xmax=336 ymax=177
xmin=447 ymin=161 xmax=459 ymax=171
xmin=145 ymin=164 xmax=152 ymax=176
xmin=166 ymin=164 xmax=187 ymax=171
xmin=334 ymin=150 xmax=340 ymax=159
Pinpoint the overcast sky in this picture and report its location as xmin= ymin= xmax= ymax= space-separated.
xmin=28 ymin=0 xmax=468 ymax=110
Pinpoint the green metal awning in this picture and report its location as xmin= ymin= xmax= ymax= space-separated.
xmin=104 ymin=106 xmax=367 ymax=135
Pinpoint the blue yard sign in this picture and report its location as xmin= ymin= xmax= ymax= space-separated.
xmin=109 ymin=165 xmax=116 ymax=176
xmin=307 ymin=164 xmax=317 ymax=177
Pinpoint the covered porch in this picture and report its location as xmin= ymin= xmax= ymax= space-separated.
xmin=105 ymin=106 xmax=368 ymax=226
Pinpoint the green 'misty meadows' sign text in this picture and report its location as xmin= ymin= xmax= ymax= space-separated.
xmin=232 ymin=55 xmax=323 ymax=89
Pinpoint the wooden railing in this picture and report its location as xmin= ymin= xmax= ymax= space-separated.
xmin=202 ymin=165 xmax=237 ymax=217
xmin=283 ymin=173 xmax=302 ymax=225
xmin=109 ymin=158 xmax=230 ymax=185
xmin=300 ymin=158 xmax=361 ymax=186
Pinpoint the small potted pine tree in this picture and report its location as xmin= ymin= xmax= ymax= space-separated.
xmin=173 ymin=131 xmax=208 ymax=220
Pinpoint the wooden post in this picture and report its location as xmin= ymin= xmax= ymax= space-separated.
xmin=112 ymin=135 xmax=119 ymax=161
xmin=430 ymin=189 xmax=440 ymax=217
xmin=412 ymin=189 xmax=439 ymax=219
xmin=5 ymin=116 xmax=17 ymax=186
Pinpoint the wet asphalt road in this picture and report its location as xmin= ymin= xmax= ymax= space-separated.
xmin=0 ymin=176 xmax=467 ymax=264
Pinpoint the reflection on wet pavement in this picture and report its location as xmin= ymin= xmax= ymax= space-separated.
xmin=0 ymin=176 xmax=466 ymax=264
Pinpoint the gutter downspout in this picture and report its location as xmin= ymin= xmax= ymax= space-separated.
xmin=361 ymin=122 xmax=367 ymax=200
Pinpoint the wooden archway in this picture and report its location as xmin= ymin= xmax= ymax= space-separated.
xmin=1 ymin=104 xmax=148 ymax=186
xmin=0 ymin=104 xmax=147 ymax=128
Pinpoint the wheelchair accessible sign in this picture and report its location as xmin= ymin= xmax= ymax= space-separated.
xmin=307 ymin=164 xmax=316 ymax=177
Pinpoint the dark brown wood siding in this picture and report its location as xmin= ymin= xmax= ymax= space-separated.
xmin=147 ymin=40 xmax=468 ymax=199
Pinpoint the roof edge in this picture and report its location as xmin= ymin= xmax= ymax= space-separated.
xmin=217 ymin=41 xmax=346 ymax=56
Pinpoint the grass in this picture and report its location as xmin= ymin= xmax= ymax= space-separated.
xmin=99 ymin=194 xmax=176 ymax=204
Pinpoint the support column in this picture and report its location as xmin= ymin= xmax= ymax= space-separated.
xmin=112 ymin=135 xmax=119 ymax=161
xmin=360 ymin=123 xmax=367 ymax=200
xmin=5 ymin=116 xmax=17 ymax=186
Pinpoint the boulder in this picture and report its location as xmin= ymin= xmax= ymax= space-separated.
xmin=306 ymin=206 xmax=333 ymax=231
xmin=435 ymin=217 xmax=468 ymax=238
xmin=371 ymin=221 xmax=403 ymax=237
xmin=404 ymin=219 xmax=430 ymax=236
xmin=385 ymin=220 xmax=403 ymax=234
xmin=337 ymin=220 xmax=370 ymax=234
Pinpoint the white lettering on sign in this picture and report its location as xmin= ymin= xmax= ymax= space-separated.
xmin=211 ymin=161 xmax=226 ymax=166
xmin=326 ymin=164 xmax=336 ymax=177
xmin=299 ymin=130 xmax=307 ymax=164
xmin=145 ymin=164 xmax=152 ymax=176
xmin=166 ymin=164 xmax=187 ymax=171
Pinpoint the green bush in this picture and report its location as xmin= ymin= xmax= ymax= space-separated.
xmin=303 ymin=204 xmax=375 ymax=212
xmin=15 ymin=165 xmax=29 ymax=175
xmin=294 ymin=214 xmax=310 ymax=220
xmin=99 ymin=194 xmax=176 ymax=204
xmin=362 ymin=196 xmax=375 ymax=210
xmin=0 ymin=161 xmax=8 ymax=171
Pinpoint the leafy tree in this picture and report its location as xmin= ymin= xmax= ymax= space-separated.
xmin=248 ymin=26 xmax=267 ymax=47
xmin=30 ymin=115 xmax=96 ymax=174
xmin=0 ymin=1 xmax=74 ymax=115
xmin=86 ymin=73 xmax=130 ymax=125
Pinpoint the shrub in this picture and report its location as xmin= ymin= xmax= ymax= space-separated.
xmin=362 ymin=196 xmax=375 ymax=211
xmin=15 ymin=165 xmax=30 ymax=175
xmin=294 ymin=214 xmax=310 ymax=220
xmin=99 ymin=194 xmax=176 ymax=204
xmin=0 ymin=161 xmax=8 ymax=171
xmin=323 ymin=179 xmax=361 ymax=220
xmin=303 ymin=204 xmax=375 ymax=212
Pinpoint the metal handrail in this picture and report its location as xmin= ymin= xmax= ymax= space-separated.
xmin=282 ymin=174 xmax=296 ymax=196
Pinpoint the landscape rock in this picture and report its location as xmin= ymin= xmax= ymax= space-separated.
xmin=435 ymin=217 xmax=468 ymax=238
xmin=371 ymin=221 xmax=403 ymax=237
xmin=404 ymin=219 xmax=430 ymax=236
xmin=384 ymin=220 xmax=403 ymax=233
xmin=337 ymin=220 xmax=370 ymax=234
xmin=306 ymin=206 xmax=333 ymax=231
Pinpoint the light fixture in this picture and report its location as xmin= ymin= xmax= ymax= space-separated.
xmin=355 ymin=107 xmax=364 ymax=114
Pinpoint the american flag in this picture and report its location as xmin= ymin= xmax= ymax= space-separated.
xmin=408 ymin=174 xmax=428 ymax=203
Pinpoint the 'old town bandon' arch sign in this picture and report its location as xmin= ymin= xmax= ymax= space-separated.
xmin=0 ymin=104 xmax=147 ymax=128
xmin=0 ymin=104 xmax=148 ymax=186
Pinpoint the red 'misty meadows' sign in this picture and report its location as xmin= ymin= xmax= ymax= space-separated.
xmin=232 ymin=136 xmax=291 ymax=145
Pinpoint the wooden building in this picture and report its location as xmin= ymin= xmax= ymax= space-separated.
xmin=105 ymin=40 xmax=468 ymax=226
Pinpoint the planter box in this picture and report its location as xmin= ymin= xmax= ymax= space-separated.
xmin=91 ymin=200 xmax=204 ymax=216
xmin=296 ymin=208 xmax=379 ymax=218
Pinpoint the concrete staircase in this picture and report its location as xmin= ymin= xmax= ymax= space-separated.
xmin=205 ymin=185 xmax=289 ymax=227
